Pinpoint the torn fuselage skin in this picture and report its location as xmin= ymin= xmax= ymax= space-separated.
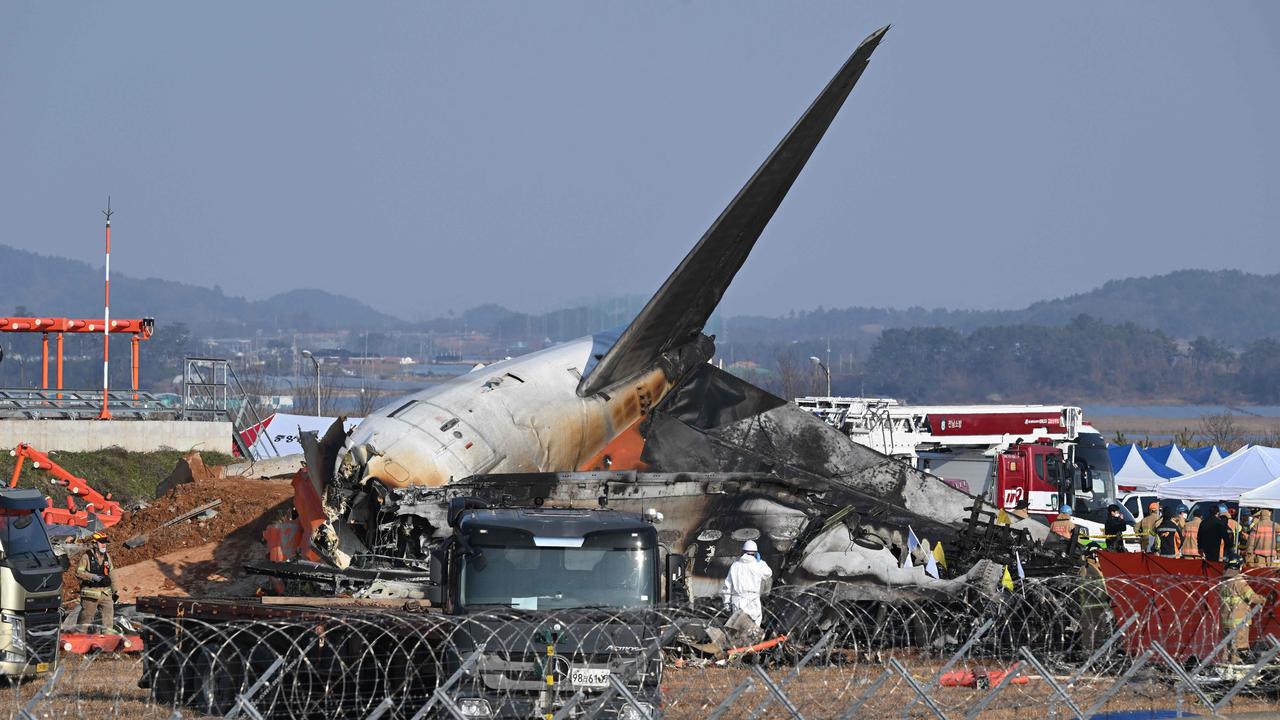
xmin=311 ymin=333 xmax=713 ymax=567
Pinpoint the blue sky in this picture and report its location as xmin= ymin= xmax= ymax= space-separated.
xmin=2 ymin=2 xmax=1277 ymax=320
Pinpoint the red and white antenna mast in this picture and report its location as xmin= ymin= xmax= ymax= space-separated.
xmin=98 ymin=198 xmax=113 ymax=420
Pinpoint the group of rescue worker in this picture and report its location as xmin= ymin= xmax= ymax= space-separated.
xmin=1050 ymin=499 xmax=1278 ymax=665
xmin=1094 ymin=499 xmax=1280 ymax=566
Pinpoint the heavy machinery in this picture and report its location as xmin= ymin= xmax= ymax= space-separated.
xmin=0 ymin=488 xmax=64 ymax=679
xmin=8 ymin=443 xmax=125 ymax=530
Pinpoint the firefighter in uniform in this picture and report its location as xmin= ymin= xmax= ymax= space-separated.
xmin=76 ymin=532 xmax=117 ymax=633
xmin=1181 ymin=508 xmax=1202 ymax=559
xmin=1049 ymin=504 xmax=1075 ymax=541
xmin=1155 ymin=509 xmax=1182 ymax=558
xmin=1218 ymin=556 xmax=1265 ymax=664
xmin=1136 ymin=501 xmax=1161 ymax=552
xmin=1244 ymin=508 xmax=1278 ymax=568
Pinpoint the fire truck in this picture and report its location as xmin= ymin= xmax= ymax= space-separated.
xmin=794 ymin=398 xmax=1117 ymax=519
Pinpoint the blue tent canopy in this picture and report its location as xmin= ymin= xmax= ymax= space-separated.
xmin=1148 ymin=444 xmax=1203 ymax=474
xmin=1110 ymin=444 xmax=1181 ymax=490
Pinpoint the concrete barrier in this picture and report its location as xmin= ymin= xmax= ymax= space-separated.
xmin=0 ymin=419 xmax=233 ymax=454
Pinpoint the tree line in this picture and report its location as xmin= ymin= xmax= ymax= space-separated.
xmin=748 ymin=315 xmax=1280 ymax=405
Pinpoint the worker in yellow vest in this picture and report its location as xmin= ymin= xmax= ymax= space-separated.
xmin=1181 ymin=508 xmax=1202 ymax=559
xmin=1135 ymin=501 xmax=1161 ymax=552
xmin=1244 ymin=508 xmax=1278 ymax=568
xmin=1049 ymin=504 xmax=1075 ymax=541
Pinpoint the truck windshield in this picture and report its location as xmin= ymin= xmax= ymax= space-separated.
xmin=460 ymin=532 xmax=655 ymax=611
xmin=0 ymin=510 xmax=53 ymax=557
xmin=1075 ymin=445 xmax=1115 ymax=498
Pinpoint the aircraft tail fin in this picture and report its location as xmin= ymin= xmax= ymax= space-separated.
xmin=578 ymin=25 xmax=889 ymax=397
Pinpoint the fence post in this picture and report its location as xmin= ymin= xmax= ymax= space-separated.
xmin=901 ymin=617 xmax=995 ymax=715
xmin=1049 ymin=614 xmax=1138 ymax=718
xmin=705 ymin=676 xmax=757 ymax=720
xmin=1191 ymin=602 xmax=1263 ymax=676
xmin=1212 ymin=634 xmax=1280 ymax=714
xmin=887 ymin=657 xmax=949 ymax=720
xmin=1017 ymin=646 xmax=1085 ymax=719
xmin=963 ymin=660 xmax=1024 ymax=720
xmin=750 ymin=664 xmax=806 ymax=720
xmin=743 ymin=628 xmax=836 ymax=720
xmin=408 ymin=649 xmax=483 ymax=720
xmin=838 ymin=666 xmax=896 ymax=720
xmin=17 ymin=664 xmax=65 ymax=720
xmin=1079 ymin=648 xmax=1154 ymax=719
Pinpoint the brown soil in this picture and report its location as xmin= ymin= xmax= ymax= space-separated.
xmin=64 ymin=456 xmax=294 ymax=602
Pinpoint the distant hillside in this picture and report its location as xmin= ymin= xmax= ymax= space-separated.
xmin=1008 ymin=270 xmax=1280 ymax=345
xmin=724 ymin=270 xmax=1280 ymax=347
xmin=3 ymin=242 xmax=1273 ymax=347
xmin=0 ymin=244 xmax=400 ymax=332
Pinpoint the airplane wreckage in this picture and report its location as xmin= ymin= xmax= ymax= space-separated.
xmin=253 ymin=26 xmax=1079 ymax=607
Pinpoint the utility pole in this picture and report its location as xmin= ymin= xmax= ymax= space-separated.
xmin=302 ymin=350 xmax=320 ymax=416
xmin=809 ymin=355 xmax=831 ymax=397
xmin=99 ymin=199 xmax=113 ymax=419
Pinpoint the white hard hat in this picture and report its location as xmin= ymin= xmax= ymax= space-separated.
xmin=742 ymin=540 xmax=758 ymax=553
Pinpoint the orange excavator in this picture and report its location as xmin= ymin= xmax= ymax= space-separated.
xmin=8 ymin=443 xmax=124 ymax=530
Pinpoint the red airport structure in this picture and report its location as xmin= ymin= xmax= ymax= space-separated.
xmin=0 ymin=316 xmax=154 ymax=403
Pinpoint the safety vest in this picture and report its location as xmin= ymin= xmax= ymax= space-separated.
xmin=1181 ymin=519 xmax=1201 ymax=558
xmin=82 ymin=550 xmax=112 ymax=588
xmin=1156 ymin=520 xmax=1182 ymax=556
xmin=1050 ymin=515 xmax=1074 ymax=539
xmin=1247 ymin=522 xmax=1276 ymax=564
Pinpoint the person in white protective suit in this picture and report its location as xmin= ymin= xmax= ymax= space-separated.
xmin=721 ymin=539 xmax=774 ymax=629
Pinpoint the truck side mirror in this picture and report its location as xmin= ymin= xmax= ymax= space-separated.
xmin=665 ymin=554 xmax=689 ymax=606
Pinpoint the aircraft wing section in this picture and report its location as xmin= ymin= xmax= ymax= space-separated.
xmin=577 ymin=25 xmax=889 ymax=397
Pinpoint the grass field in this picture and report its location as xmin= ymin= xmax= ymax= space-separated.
xmin=0 ymin=447 xmax=236 ymax=505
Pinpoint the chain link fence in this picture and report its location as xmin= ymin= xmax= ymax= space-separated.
xmin=6 ymin=574 xmax=1280 ymax=719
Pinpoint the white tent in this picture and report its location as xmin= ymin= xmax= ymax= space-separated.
xmin=1156 ymin=446 xmax=1280 ymax=502
xmin=1111 ymin=444 xmax=1180 ymax=491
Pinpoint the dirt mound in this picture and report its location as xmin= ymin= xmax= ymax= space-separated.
xmin=63 ymin=455 xmax=294 ymax=601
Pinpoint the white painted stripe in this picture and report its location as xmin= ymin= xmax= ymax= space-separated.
xmin=103 ymin=364 xmax=109 ymax=388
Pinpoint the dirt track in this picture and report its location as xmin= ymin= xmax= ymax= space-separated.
xmin=64 ymin=470 xmax=293 ymax=602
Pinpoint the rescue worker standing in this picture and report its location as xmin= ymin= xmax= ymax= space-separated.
xmin=1049 ymin=504 xmax=1075 ymax=541
xmin=1200 ymin=504 xmax=1236 ymax=563
xmin=1104 ymin=504 xmax=1129 ymax=552
xmin=76 ymin=532 xmax=117 ymax=633
xmin=1136 ymin=501 xmax=1161 ymax=552
xmin=1244 ymin=508 xmax=1278 ymax=568
xmin=1218 ymin=556 xmax=1265 ymax=664
xmin=1181 ymin=507 xmax=1202 ymax=559
xmin=721 ymin=540 xmax=773 ymax=636
xmin=1010 ymin=499 xmax=1031 ymax=522
xmin=1155 ymin=508 xmax=1183 ymax=558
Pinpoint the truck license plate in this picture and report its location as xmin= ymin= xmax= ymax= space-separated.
xmin=35 ymin=663 xmax=49 ymax=673
xmin=570 ymin=667 xmax=611 ymax=688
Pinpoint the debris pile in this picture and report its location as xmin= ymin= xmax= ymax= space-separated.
xmin=61 ymin=456 xmax=293 ymax=601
